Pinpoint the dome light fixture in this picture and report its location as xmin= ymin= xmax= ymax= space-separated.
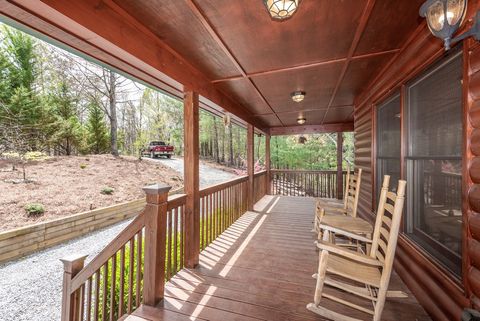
xmin=291 ymin=91 xmax=306 ymax=103
xmin=263 ymin=0 xmax=301 ymax=21
xmin=297 ymin=116 xmax=306 ymax=125
xmin=419 ymin=0 xmax=480 ymax=50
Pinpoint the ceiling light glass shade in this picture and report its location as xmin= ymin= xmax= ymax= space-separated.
xmin=263 ymin=0 xmax=300 ymax=21
xmin=297 ymin=117 xmax=306 ymax=125
xmin=291 ymin=91 xmax=306 ymax=103
xmin=420 ymin=0 xmax=467 ymax=49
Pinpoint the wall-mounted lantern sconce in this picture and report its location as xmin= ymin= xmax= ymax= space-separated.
xmin=420 ymin=0 xmax=480 ymax=50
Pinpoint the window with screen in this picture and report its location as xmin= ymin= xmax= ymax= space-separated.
xmin=376 ymin=94 xmax=401 ymax=201
xmin=405 ymin=49 xmax=463 ymax=277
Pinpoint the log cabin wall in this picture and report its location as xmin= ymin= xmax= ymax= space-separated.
xmin=465 ymin=40 xmax=480 ymax=310
xmin=353 ymin=2 xmax=480 ymax=320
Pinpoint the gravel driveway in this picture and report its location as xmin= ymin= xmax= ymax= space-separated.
xmin=144 ymin=156 xmax=237 ymax=188
xmin=0 ymin=158 xmax=237 ymax=321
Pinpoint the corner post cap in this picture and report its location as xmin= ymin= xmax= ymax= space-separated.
xmin=60 ymin=254 xmax=88 ymax=273
xmin=142 ymin=183 xmax=172 ymax=195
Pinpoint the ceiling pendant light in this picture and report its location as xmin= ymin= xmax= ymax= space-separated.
xmin=263 ymin=0 xmax=301 ymax=21
xmin=297 ymin=116 xmax=306 ymax=125
xmin=291 ymin=91 xmax=306 ymax=103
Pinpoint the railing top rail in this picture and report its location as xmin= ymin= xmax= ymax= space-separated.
xmin=167 ymin=193 xmax=187 ymax=210
xmin=70 ymin=210 xmax=145 ymax=291
xmin=199 ymin=175 xmax=248 ymax=197
xmin=271 ymin=169 xmax=351 ymax=174
xmin=253 ymin=170 xmax=267 ymax=177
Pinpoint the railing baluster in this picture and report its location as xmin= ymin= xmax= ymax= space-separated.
xmin=135 ymin=231 xmax=141 ymax=308
xmin=94 ymin=270 xmax=100 ymax=320
xmin=102 ymin=262 xmax=108 ymax=321
xmin=127 ymin=238 xmax=134 ymax=314
xmin=173 ymin=208 xmax=178 ymax=273
xmin=86 ymin=277 xmax=92 ymax=321
xmin=119 ymin=246 xmax=125 ymax=318
xmin=109 ymin=253 xmax=116 ymax=321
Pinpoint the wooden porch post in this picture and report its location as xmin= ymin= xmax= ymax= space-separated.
xmin=184 ymin=91 xmax=200 ymax=268
xmin=143 ymin=183 xmax=171 ymax=306
xmin=247 ymin=124 xmax=254 ymax=210
xmin=336 ymin=132 xmax=344 ymax=200
xmin=265 ymin=134 xmax=271 ymax=195
xmin=60 ymin=254 xmax=87 ymax=321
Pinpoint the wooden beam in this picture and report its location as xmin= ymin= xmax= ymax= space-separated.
xmin=211 ymin=48 xmax=400 ymax=83
xmin=265 ymin=134 xmax=271 ymax=195
xmin=247 ymin=124 xmax=255 ymax=211
xmin=183 ymin=91 xmax=200 ymax=268
xmin=4 ymin=0 xmax=265 ymax=129
xmin=336 ymin=132 xmax=343 ymax=200
xmin=321 ymin=0 xmax=376 ymax=124
xmin=269 ymin=123 xmax=354 ymax=136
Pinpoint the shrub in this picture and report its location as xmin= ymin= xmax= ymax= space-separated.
xmin=80 ymin=163 xmax=87 ymax=169
xmin=24 ymin=203 xmax=45 ymax=216
xmin=101 ymin=187 xmax=114 ymax=195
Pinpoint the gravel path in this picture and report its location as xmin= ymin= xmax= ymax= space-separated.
xmin=0 ymin=158 xmax=237 ymax=321
xmin=144 ymin=156 xmax=237 ymax=188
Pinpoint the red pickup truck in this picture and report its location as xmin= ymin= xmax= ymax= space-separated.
xmin=142 ymin=141 xmax=174 ymax=159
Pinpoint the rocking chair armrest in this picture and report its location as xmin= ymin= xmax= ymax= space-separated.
xmin=320 ymin=225 xmax=372 ymax=243
xmin=315 ymin=240 xmax=383 ymax=267
xmin=320 ymin=206 xmax=347 ymax=215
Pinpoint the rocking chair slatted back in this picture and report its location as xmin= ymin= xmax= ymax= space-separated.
xmin=370 ymin=176 xmax=407 ymax=305
xmin=346 ymin=168 xmax=362 ymax=217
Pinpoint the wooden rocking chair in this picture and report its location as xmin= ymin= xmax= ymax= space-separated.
xmin=313 ymin=168 xmax=362 ymax=235
xmin=307 ymin=175 xmax=406 ymax=321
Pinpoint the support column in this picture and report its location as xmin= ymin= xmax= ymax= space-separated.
xmin=143 ymin=183 xmax=171 ymax=306
xmin=265 ymin=134 xmax=271 ymax=195
xmin=184 ymin=91 xmax=200 ymax=268
xmin=247 ymin=124 xmax=254 ymax=210
xmin=336 ymin=132 xmax=344 ymax=200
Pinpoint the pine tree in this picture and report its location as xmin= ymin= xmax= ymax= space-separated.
xmin=86 ymin=101 xmax=109 ymax=154
xmin=49 ymin=82 xmax=83 ymax=155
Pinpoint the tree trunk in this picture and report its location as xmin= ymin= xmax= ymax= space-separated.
xmin=212 ymin=115 xmax=219 ymax=163
xmin=109 ymin=71 xmax=119 ymax=156
xmin=228 ymin=124 xmax=234 ymax=166
xmin=221 ymin=127 xmax=225 ymax=163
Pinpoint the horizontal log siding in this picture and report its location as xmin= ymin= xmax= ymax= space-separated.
xmin=354 ymin=103 xmax=374 ymax=218
xmin=0 ymin=199 xmax=145 ymax=264
xmin=466 ymin=39 xmax=480 ymax=310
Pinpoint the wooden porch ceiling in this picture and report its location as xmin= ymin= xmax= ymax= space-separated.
xmin=112 ymin=0 xmax=424 ymax=128
xmin=1 ymin=0 xmax=424 ymax=132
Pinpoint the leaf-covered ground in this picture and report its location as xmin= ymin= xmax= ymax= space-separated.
xmin=0 ymin=155 xmax=183 ymax=231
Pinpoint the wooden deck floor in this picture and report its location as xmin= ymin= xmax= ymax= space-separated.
xmin=125 ymin=196 xmax=431 ymax=321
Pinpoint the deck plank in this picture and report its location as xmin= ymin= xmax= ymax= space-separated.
xmin=134 ymin=196 xmax=432 ymax=321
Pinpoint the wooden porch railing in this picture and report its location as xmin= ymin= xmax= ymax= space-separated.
xmin=253 ymin=170 xmax=268 ymax=203
xmin=270 ymin=169 xmax=350 ymax=198
xmin=199 ymin=175 xmax=249 ymax=251
xmin=59 ymin=174 xmax=269 ymax=321
xmin=60 ymin=184 xmax=187 ymax=321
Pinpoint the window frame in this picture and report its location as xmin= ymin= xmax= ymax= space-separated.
xmin=403 ymin=48 xmax=464 ymax=278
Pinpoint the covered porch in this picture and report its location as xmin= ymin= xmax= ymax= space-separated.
xmin=2 ymin=1 xmax=480 ymax=320
xmin=123 ymin=195 xmax=429 ymax=321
